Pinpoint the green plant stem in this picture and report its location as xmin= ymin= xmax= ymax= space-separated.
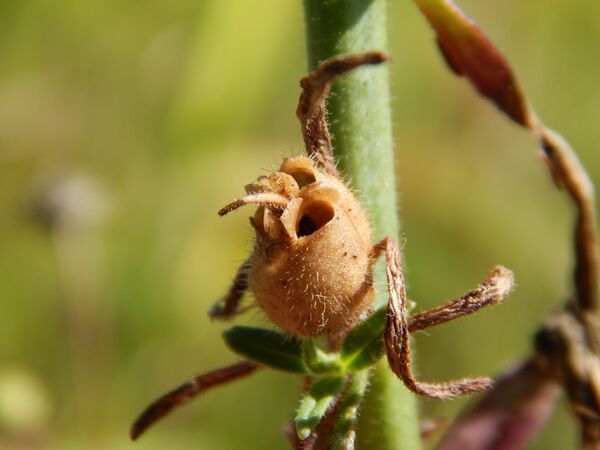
xmin=303 ymin=1 xmax=422 ymax=449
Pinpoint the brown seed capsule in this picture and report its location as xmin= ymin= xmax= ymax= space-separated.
xmin=245 ymin=156 xmax=373 ymax=337
xmin=131 ymin=53 xmax=517 ymax=441
xmin=215 ymin=51 xmax=515 ymax=399
xmin=214 ymin=54 xmax=396 ymax=338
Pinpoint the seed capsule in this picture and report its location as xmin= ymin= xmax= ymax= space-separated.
xmin=246 ymin=156 xmax=373 ymax=337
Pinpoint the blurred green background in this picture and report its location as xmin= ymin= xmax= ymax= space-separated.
xmin=2 ymin=1 xmax=600 ymax=449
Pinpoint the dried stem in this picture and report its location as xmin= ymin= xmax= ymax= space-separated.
xmin=130 ymin=361 xmax=260 ymax=440
xmin=538 ymin=129 xmax=599 ymax=314
xmin=411 ymin=1 xmax=600 ymax=447
xmin=414 ymin=0 xmax=599 ymax=314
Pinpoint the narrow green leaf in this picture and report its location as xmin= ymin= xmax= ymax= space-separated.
xmin=222 ymin=326 xmax=307 ymax=373
xmin=295 ymin=375 xmax=346 ymax=440
xmin=340 ymin=307 xmax=386 ymax=371
xmin=346 ymin=339 xmax=385 ymax=373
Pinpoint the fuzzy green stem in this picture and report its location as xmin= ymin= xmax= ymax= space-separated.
xmin=303 ymin=1 xmax=422 ymax=449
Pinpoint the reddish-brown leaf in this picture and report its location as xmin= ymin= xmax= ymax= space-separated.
xmin=414 ymin=0 xmax=533 ymax=126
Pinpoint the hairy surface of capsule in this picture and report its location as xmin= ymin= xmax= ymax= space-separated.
xmin=246 ymin=156 xmax=373 ymax=337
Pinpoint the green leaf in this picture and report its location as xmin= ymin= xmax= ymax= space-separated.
xmin=331 ymin=370 xmax=370 ymax=450
xmin=340 ymin=306 xmax=386 ymax=371
xmin=222 ymin=326 xmax=307 ymax=373
xmin=302 ymin=339 xmax=343 ymax=374
xmin=295 ymin=375 xmax=346 ymax=440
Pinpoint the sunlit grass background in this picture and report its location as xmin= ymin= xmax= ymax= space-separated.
xmin=2 ymin=1 xmax=600 ymax=449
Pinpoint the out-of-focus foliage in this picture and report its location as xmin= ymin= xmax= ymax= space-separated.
xmin=1 ymin=1 xmax=599 ymax=449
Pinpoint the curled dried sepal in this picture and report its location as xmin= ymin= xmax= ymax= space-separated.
xmin=436 ymin=360 xmax=560 ymax=450
xmin=339 ymin=266 xmax=513 ymax=374
xmin=130 ymin=361 xmax=260 ymax=440
xmin=295 ymin=375 xmax=346 ymax=441
xmin=376 ymin=236 xmax=514 ymax=399
xmin=223 ymin=326 xmax=307 ymax=373
xmin=297 ymin=51 xmax=389 ymax=175
xmin=408 ymin=266 xmax=514 ymax=333
xmin=218 ymin=192 xmax=289 ymax=217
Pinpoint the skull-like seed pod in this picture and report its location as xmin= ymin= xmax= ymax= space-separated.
xmin=131 ymin=54 xmax=520 ymax=441
xmin=247 ymin=156 xmax=373 ymax=337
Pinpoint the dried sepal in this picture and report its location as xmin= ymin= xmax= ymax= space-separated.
xmin=297 ymin=51 xmax=388 ymax=175
xmin=218 ymin=192 xmax=289 ymax=217
xmin=130 ymin=361 xmax=260 ymax=440
xmin=339 ymin=265 xmax=513 ymax=374
xmin=407 ymin=265 xmax=514 ymax=333
xmin=376 ymin=236 xmax=514 ymax=399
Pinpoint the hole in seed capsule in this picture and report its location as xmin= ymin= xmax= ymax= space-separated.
xmin=296 ymin=200 xmax=334 ymax=237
